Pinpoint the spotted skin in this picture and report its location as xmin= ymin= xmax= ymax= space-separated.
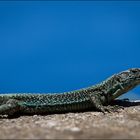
xmin=0 ymin=68 xmax=140 ymax=116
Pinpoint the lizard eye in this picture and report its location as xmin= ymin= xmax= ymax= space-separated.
xmin=130 ymin=69 xmax=138 ymax=74
xmin=129 ymin=68 xmax=140 ymax=79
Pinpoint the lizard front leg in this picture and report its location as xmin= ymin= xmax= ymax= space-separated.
xmin=90 ymin=94 xmax=123 ymax=113
xmin=0 ymin=99 xmax=21 ymax=116
xmin=89 ymin=94 xmax=106 ymax=112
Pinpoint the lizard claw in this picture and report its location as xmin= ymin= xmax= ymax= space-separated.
xmin=98 ymin=105 xmax=124 ymax=114
xmin=104 ymin=105 xmax=124 ymax=113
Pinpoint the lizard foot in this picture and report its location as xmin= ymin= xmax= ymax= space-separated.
xmin=95 ymin=105 xmax=124 ymax=114
xmin=103 ymin=105 xmax=124 ymax=113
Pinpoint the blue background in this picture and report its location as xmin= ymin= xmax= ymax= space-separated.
xmin=0 ymin=1 xmax=140 ymax=99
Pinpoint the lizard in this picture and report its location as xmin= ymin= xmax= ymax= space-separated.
xmin=0 ymin=68 xmax=140 ymax=116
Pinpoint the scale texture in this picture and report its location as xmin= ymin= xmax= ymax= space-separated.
xmin=0 ymin=68 xmax=140 ymax=116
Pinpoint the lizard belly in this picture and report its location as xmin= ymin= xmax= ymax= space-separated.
xmin=20 ymin=100 xmax=93 ymax=114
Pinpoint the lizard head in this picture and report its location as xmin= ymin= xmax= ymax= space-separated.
xmin=118 ymin=68 xmax=140 ymax=89
xmin=111 ymin=68 xmax=140 ymax=100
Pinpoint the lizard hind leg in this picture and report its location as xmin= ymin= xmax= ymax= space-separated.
xmin=0 ymin=99 xmax=21 ymax=116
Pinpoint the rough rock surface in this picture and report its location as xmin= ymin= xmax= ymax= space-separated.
xmin=0 ymin=100 xmax=140 ymax=139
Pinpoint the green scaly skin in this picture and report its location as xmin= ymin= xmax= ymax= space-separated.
xmin=0 ymin=68 xmax=140 ymax=116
